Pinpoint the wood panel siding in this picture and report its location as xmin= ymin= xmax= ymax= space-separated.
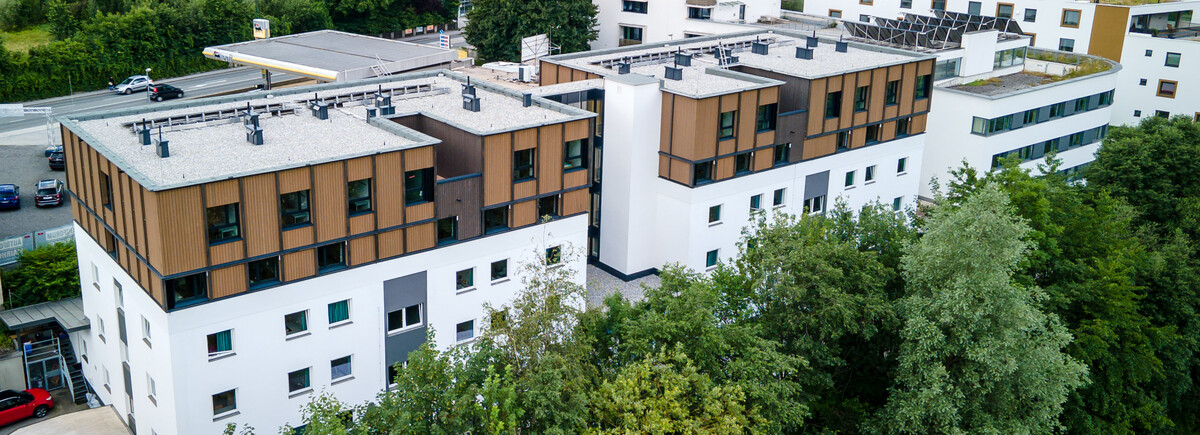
xmin=403 ymin=146 xmax=434 ymax=170
xmin=242 ymin=173 xmax=280 ymax=257
xmin=394 ymin=116 xmax=483 ymax=178
xmin=282 ymin=225 xmax=315 ymax=250
xmin=375 ymin=151 xmax=406 ymax=228
xmin=563 ymin=189 xmax=588 ymax=216
xmin=564 ymin=168 xmax=588 ymax=189
xmin=349 ymin=236 xmax=376 ymax=266
xmin=669 ymin=158 xmax=691 ymax=185
xmin=912 ymin=113 xmax=928 ymax=134
xmin=696 ymin=98 xmax=720 ymax=158
xmin=661 ymin=95 xmax=675 ymax=153
xmin=737 ymin=91 xmax=758 ymax=152
xmin=715 ymin=157 xmax=735 ymax=180
xmin=156 ymin=186 xmax=205 ymax=276
xmin=669 ymin=96 xmax=698 ymax=160
xmin=899 ymin=64 xmax=917 ymax=115
xmin=753 ymin=148 xmax=775 ymax=171
xmin=378 ymin=229 xmax=405 ymax=259
xmin=347 ymin=157 xmax=373 ymax=181
xmin=513 ymin=129 xmax=538 ymax=151
xmin=514 ymin=180 xmax=537 ymax=201
xmin=210 ymin=264 xmax=247 ymax=299
xmin=1089 ymin=5 xmax=1128 ymax=62
xmin=512 ymin=199 xmax=537 ymax=227
xmin=210 ymin=240 xmax=244 ymax=265
xmin=204 ymin=180 xmax=239 ymax=206
xmin=483 ymin=134 xmax=512 ymax=206
xmin=803 ymin=135 xmax=836 ymax=159
xmin=278 ymin=167 xmax=310 ymax=194
xmin=436 ymin=176 xmax=483 ymax=240
xmin=349 ymin=213 xmax=375 ymax=235
xmin=312 ymin=162 xmax=348 ymax=243
xmin=406 ymin=201 xmax=435 ymax=223
xmin=405 ymin=222 xmax=435 ymax=252
xmin=565 ymin=120 xmax=589 ymax=141
xmin=283 ymin=249 xmax=316 ymax=281
xmin=539 ymin=124 xmax=564 ymax=194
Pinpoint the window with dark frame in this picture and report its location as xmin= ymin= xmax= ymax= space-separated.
xmin=387 ymin=304 xmax=422 ymax=332
xmin=483 ymin=207 xmax=508 ymax=234
xmin=491 ymin=260 xmax=508 ymax=281
xmin=206 ymin=203 xmax=241 ymax=244
xmin=316 ymin=243 xmax=345 ymax=272
xmin=284 ymin=311 xmax=307 ymax=335
xmin=885 ymin=80 xmax=899 ymax=105
xmin=854 ymin=86 xmax=869 ymax=111
xmin=709 ymin=204 xmax=722 ymax=223
xmin=280 ymin=190 xmax=311 ymax=228
xmin=437 ymin=217 xmax=458 ymax=244
xmin=896 ymin=117 xmax=911 ymax=137
xmin=456 ymin=320 xmax=475 ymax=342
xmin=622 ymin=0 xmax=647 ymax=13
xmin=688 ymin=7 xmax=711 ymax=19
xmin=212 ymin=389 xmax=236 ymax=416
xmin=735 ymin=153 xmax=751 ymax=175
xmin=900 ymin=0 xmax=912 ymax=8
xmin=1059 ymin=38 xmax=1075 ymax=52
xmin=865 ymin=125 xmax=880 ymax=144
xmin=563 ymin=139 xmax=585 ymax=170
xmin=773 ymin=188 xmax=785 ymax=206
xmin=538 ymin=195 xmax=559 ymax=219
xmin=931 ymin=0 xmax=945 ymax=10
xmin=404 ymin=168 xmax=434 ymax=205
xmin=1166 ymin=52 xmax=1181 ymax=67
xmin=836 ymin=131 xmax=850 ymax=151
xmin=718 ymin=111 xmax=736 ymax=139
xmin=968 ymin=1 xmax=981 ymax=15
xmin=773 ymin=143 xmax=790 ymax=166
xmin=456 ymin=268 xmax=474 ymax=290
xmin=755 ymin=104 xmax=777 ymax=131
xmin=348 ymin=179 xmax=372 ymax=214
xmin=705 ymin=250 xmax=719 ymax=268
xmin=105 ymin=230 xmax=117 ymax=258
xmin=619 ymin=26 xmax=644 ymax=44
xmin=167 ymin=273 xmax=206 ymax=309
xmin=897 ymin=157 xmax=908 ymax=173
xmin=100 ymin=173 xmax=113 ymax=209
xmin=513 ymin=149 xmax=536 ymax=181
xmin=914 ymin=74 xmax=931 ymax=99
xmin=694 ymin=161 xmax=714 ymax=184
xmin=288 ymin=368 xmax=310 ymax=393
xmin=825 ymin=91 xmax=842 ymax=118
xmin=1156 ymin=110 xmax=1170 ymax=118
xmin=1024 ymin=8 xmax=1036 ymax=22
xmin=248 ymin=257 xmax=280 ymax=289
xmin=545 ymin=245 xmax=562 ymax=265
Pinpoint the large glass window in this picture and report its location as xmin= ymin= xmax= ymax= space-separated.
xmin=853 ymin=86 xmax=869 ymax=112
xmin=348 ymin=179 xmax=372 ymax=214
xmin=206 ymin=204 xmax=240 ymax=243
xmin=619 ymin=26 xmax=643 ymax=46
xmin=247 ymin=257 xmax=279 ymax=289
xmin=167 ymin=273 xmax=207 ymax=309
xmin=824 ymin=91 xmax=842 ymax=118
xmin=914 ymin=74 xmax=931 ymax=99
xmin=280 ymin=190 xmax=311 ymax=228
xmin=563 ymin=140 xmax=585 ymax=170
xmin=718 ymin=111 xmax=736 ymax=139
xmin=934 ymin=59 xmax=960 ymax=80
xmin=484 ymin=207 xmax=508 ymax=234
xmin=513 ymin=149 xmax=536 ymax=181
xmin=756 ymin=104 xmax=777 ymax=131
xmin=404 ymin=168 xmax=434 ymax=205
xmin=885 ymin=80 xmax=900 ymax=105
xmin=538 ymin=195 xmax=559 ymax=218
xmin=317 ymin=243 xmax=345 ymax=272
xmin=688 ymin=7 xmax=711 ymax=19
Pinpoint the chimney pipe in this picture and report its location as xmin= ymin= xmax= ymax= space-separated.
xmin=154 ymin=129 xmax=170 ymax=158
xmin=523 ymin=93 xmax=533 ymax=107
xmin=796 ymin=47 xmax=814 ymax=59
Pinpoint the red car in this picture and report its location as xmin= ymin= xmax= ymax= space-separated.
xmin=0 ymin=389 xmax=53 ymax=426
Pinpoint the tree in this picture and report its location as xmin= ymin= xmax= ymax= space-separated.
xmin=464 ymin=0 xmax=598 ymax=63
xmin=876 ymin=185 xmax=1086 ymax=434
xmin=47 ymin=0 xmax=80 ymax=39
xmin=2 ymin=242 xmax=80 ymax=309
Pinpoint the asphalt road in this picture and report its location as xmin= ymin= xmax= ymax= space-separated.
xmin=0 ymin=145 xmax=73 ymax=239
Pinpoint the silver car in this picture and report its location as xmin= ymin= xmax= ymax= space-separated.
xmin=113 ymin=75 xmax=153 ymax=94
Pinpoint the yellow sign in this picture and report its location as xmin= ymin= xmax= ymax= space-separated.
xmin=253 ymin=19 xmax=270 ymax=39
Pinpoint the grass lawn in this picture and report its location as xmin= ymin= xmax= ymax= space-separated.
xmin=1 ymin=25 xmax=54 ymax=53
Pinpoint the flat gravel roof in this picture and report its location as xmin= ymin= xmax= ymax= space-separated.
xmin=205 ymin=30 xmax=458 ymax=80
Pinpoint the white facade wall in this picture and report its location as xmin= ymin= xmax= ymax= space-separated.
xmin=592 ymin=0 xmax=782 ymax=49
xmin=1112 ymin=33 xmax=1200 ymax=125
xmin=80 ymin=217 xmax=587 ymax=435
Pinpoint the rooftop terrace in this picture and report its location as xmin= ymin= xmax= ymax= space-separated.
xmin=943 ymin=49 xmax=1119 ymax=97
xmin=62 ymin=71 xmax=592 ymax=191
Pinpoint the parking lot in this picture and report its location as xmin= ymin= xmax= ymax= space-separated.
xmin=0 ymin=146 xmax=73 ymax=239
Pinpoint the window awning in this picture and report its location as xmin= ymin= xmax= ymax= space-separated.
xmin=0 ymin=297 xmax=88 ymax=332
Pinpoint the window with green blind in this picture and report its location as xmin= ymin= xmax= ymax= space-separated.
xmin=328 ymin=300 xmax=350 ymax=324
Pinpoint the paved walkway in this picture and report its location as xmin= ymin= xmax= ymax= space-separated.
xmin=1 ymin=388 xmax=94 ymax=435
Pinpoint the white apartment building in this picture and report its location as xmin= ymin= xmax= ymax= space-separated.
xmin=60 ymin=71 xmax=595 ymax=434
xmin=801 ymin=0 xmax=1200 ymax=125
xmin=592 ymin=0 xmax=783 ymax=49
xmin=539 ymin=30 xmax=932 ymax=277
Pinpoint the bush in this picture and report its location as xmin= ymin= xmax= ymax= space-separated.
xmin=1 ymin=242 xmax=80 ymax=309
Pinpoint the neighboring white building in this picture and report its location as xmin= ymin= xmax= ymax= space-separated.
xmin=539 ymin=30 xmax=933 ymax=277
xmin=591 ymin=0 xmax=783 ymax=49
xmin=799 ymin=0 xmax=1200 ymax=125
xmin=60 ymin=71 xmax=595 ymax=434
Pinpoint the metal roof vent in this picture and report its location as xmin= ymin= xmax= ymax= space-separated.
xmin=836 ymin=40 xmax=848 ymax=53
xmin=616 ymin=62 xmax=630 ymax=74
xmin=664 ymin=66 xmax=683 ymax=81
xmin=796 ymin=47 xmax=813 ymax=60
xmin=752 ymin=41 xmax=769 ymax=55
xmin=137 ymin=119 xmax=152 ymax=145
xmin=675 ymin=52 xmax=692 ymax=67
xmin=310 ymin=94 xmax=329 ymax=120
xmin=461 ymin=78 xmax=481 ymax=112
xmin=154 ymin=129 xmax=170 ymax=158
xmin=375 ymin=85 xmax=396 ymax=116
xmin=242 ymin=104 xmax=264 ymax=145
xmin=523 ymin=93 xmax=533 ymax=107
xmin=806 ymin=36 xmax=819 ymax=48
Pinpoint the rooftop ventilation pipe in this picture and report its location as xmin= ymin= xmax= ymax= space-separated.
xmin=462 ymin=77 xmax=481 ymax=112
xmin=616 ymin=62 xmax=630 ymax=74
xmin=664 ymin=66 xmax=683 ymax=80
xmin=310 ymin=93 xmax=329 ymax=120
xmin=154 ymin=128 xmax=170 ymax=158
xmin=137 ymin=119 xmax=152 ymax=145
xmin=675 ymin=51 xmax=692 ymax=67
xmin=242 ymin=103 xmax=264 ymax=145
xmin=807 ymin=32 xmax=819 ymax=48
xmin=796 ymin=47 xmax=814 ymax=59
xmin=836 ymin=37 xmax=848 ymax=53
xmin=752 ymin=41 xmax=769 ymax=55
xmin=375 ymin=85 xmax=396 ymax=116
xmin=523 ymin=93 xmax=533 ymax=107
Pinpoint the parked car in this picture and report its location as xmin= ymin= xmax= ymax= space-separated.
xmin=148 ymin=83 xmax=184 ymax=102
xmin=35 ymin=179 xmax=65 ymax=207
xmin=0 ymin=184 xmax=18 ymax=210
xmin=113 ymin=75 xmax=152 ymax=95
xmin=0 ymin=389 xmax=53 ymax=426
xmin=48 ymin=147 xmax=64 ymax=170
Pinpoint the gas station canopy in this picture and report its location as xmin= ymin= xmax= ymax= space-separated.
xmin=203 ymin=30 xmax=458 ymax=82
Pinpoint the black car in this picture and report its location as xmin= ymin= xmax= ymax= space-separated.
xmin=148 ymin=84 xmax=184 ymax=102
xmin=48 ymin=147 xmax=64 ymax=170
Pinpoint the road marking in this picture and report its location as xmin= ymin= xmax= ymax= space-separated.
xmin=192 ymin=79 xmax=228 ymax=89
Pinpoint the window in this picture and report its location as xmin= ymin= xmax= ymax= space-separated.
xmin=898 ymin=157 xmax=908 ymax=173
xmin=563 ymin=139 xmax=585 ymax=170
xmin=619 ymin=26 xmax=643 ymax=45
xmin=100 ymin=173 xmax=113 ymax=210
xmin=914 ymin=74 xmax=931 ymax=99
xmin=1061 ymin=9 xmax=1081 ymax=27
xmin=212 ymin=390 xmax=236 ymax=416
xmin=404 ymin=168 xmax=434 ymax=205
xmin=141 ymin=316 xmax=151 ymax=344
xmin=331 ymin=356 xmax=352 ymax=381
xmin=825 ymin=91 xmax=842 ymax=118
xmin=893 ymin=197 xmax=903 ymax=211
xmin=437 ymin=217 xmax=458 ymax=244
xmin=718 ymin=111 xmax=736 ymax=139
xmin=622 ymin=0 xmax=646 ymax=13
xmin=206 ymin=204 xmax=240 ymax=243
xmin=773 ymin=143 xmax=790 ymax=166
xmin=756 ymin=104 xmax=777 ymax=131
xmin=388 ymin=304 xmax=422 ymax=332
xmin=1099 ymin=90 xmax=1113 ymax=106
xmin=284 ymin=311 xmax=307 ymax=336
xmin=931 ymin=0 xmax=945 ymax=10
xmin=1134 ymin=110 xmax=1142 ymax=117
xmin=1156 ymin=110 xmax=1170 ymax=118
xmin=1145 ymin=49 xmax=1153 ymax=57
xmin=483 ymin=207 xmax=508 ymax=234
xmin=860 ymin=14 xmax=871 ymax=22
xmin=456 ymin=320 xmax=475 ymax=342
xmin=829 ymin=10 xmax=842 ymax=18
xmin=885 ymin=80 xmax=899 ymax=105
xmin=900 ymin=0 xmax=912 ymax=8
xmin=845 ymin=170 xmax=856 ymax=187
xmin=491 ymin=260 xmax=508 ymax=281
xmin=317 ymin=243 xmax=345 ymax=272
xmin=99 ymin=317 xmax=106 ymax=342
xmin=513 ymin=149 xmax=536 ymax=181
xmin=854 ymin=86 xmax=869 ymax=111
xmin=709 ymin=205 xmax=722 ymax=223
xmin=1158 ymin=80 xmax=1178 ymax=98
xmin=705 ymin=250 xmax=719 ymax=268
xmin=804 ymin=195 xmax=826 ymax=214
xmin=896 ymin=117 xmax=911 ymax=137
xmin=750 ymin=194 xmax=762 ymax=211
xmin=836 ymin=131 xmax=850 ymax=151
xmin=545 ymin=245 xmax=562 ymax=265
xmin=288 ymin=368 xmax=311 ymax=393
xmin=247 ymin=257 xmax=279 ymax=289
xmin=865 ymin=125 xmax=880 ymax=144
xmin=166 ymin=273 xmax=206 ymax=309
xmin=997 ymin=3 xmax=1013 ymax=18
xmin=694 ymin=161 xmax=713 ymax=184
xmin=1058 ymin=38 xmax=1074 ymax=52
xmin=1023 ymin=108 xmax=1040 ymax=124
xmin=1140 ymin=78 xmax=1148 ymax=86
xmin=146 ymin=374 xmax=156 ymax=403
xmin=860 ymin=0 xmax=872 ymax=4
xmin=1024 ymin=8 xmax=1036 ymax=22
xmin=348 ymin=179 xmax=372 ymax=214
xmin=735 ymin=153 xmax=751 ymax=175
xmin=1075 ymin=97 xmax=1090 ymax=112
xmin=1049 ymin=102 xmax=1066 ymax=118
xmin=104 ymin=230 xmax=117 ymax=259
xmin=968 ymin=1 xmax=981 ymax=15
xmin=328 ymin=300 xmax=350 ymax=324
xmin=688 ymin=7 xmax=711 ymax=19
xmin=207 ymin=330 xmax=233 ymax=358
xmin=102 ymin=368 xmax=110 ymax=392
xmin=773 ymin=188 xmax=785 ymax=206
xmin=115 ymin=280 xmax=124 ymax=307
xmin=456 ymin=268 xmax=474 ymax=291
xmin=865 ymin=165 xmax=876 ymax=182
xmin=1166 ymin=52 xmax=1181 ymax=67
xmin=538 ymin=195 xmax=559 ymax=219
xmin=280 ymin=190 xmax=311 ymax=228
